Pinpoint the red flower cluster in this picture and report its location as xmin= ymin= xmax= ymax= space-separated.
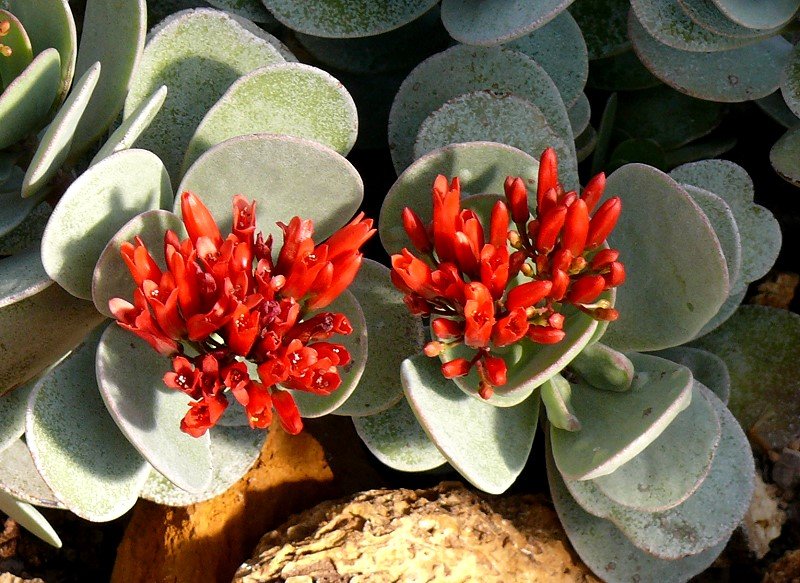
xmin=110 ymin=192 xmax=374 ymax=436
xmin=391 ymin=148 xmax=625 ymax=399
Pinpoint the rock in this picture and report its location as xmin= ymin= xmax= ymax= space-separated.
xmin=112 ymin=416 xmax=383 ymax=583
xmin=234 ymin=481 xmax=598 ymax=582
xmin=0 ymin=574 xmax=45 ymax=583
xmin=773 ymin=448 xmax=800 ymax=492
xmin=750 ymin=272 xmax=799 ymax=310
xmin=763 ymin=549 xmax=800 ymax=583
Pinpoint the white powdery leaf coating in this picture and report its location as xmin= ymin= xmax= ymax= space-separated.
xmin=389 ymin=44 xmax=575 ymax=176
xmin=771 ymin=126 xmax=800 ymax=187
xmin=182 ymin=62 xmax=358 ymax=172
xmin=677 ymin=0 xmax=784 ymax=39
xmin=26 ymin=328 xmax=150 ymax=521
xmin=441 ymin=0 xmax=576 ymax=46
xmin=649 ymin=346 xmax=731 ymax=404
xmin=353 ymin=398 xmax=447 ymax=472
xmin=0 ymin=439 xmax=65 ymax=508
xmin=123 ymin=8 xmax=287 ymax=181
xmin=334 ymin=259 xmax=424 ymax=417
xmin=262 ymin=0 xmax=439 ymax=38
xmin=140 ymin=425 xmax=266 ymax=506
xmin=630 ymin=11 xmax=793 ymax=102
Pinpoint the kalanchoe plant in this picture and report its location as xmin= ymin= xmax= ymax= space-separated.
xmin=111 ymin=190 xmax=374 ymax=436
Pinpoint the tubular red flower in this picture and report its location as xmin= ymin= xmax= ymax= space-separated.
xmin=537 ymin=148 xmax=559 ymax=211
xmin=492 ymin=307 xmax=530 ymax=347
xmin=120 ymin=237 xmax=161 ymax=287
xmin=442 ymin=358 xmax=471 ymax=378
xmin=402 ymin=207 xmax=432 ymax=253
xmin=567 ymin=275 xmax=606 ymax=304
xmin=463 ymin=282 xmax=495 ymax=348
xmin=432 ymin=317 xmax=463 ymax=339
xmin=581 ymin=172 xmax=606 ymax=212
xmin=271 ymin=389 xmax=303 ymax=435
xmin=181 ymin=191 xmax=223 ymax=249
xmin=527 ymin=326 xmax=566 ymax=344
xmin=506 ymin=280 xmax=552 ymax=311
xmin=489 ymin=200 xmax=510 ymax=248
xmin=504 ymin=176 xmax=529 ymax=224
xmin=536 ymin=205 xmax=567 ymax=253
xmin=432 ymin=175 xmax=461 ymax=263
xmin=587 ymin=197 xmax=622 ymax=249
xmin=391 ymin=249 xmax=434 ymax=297
xmin=562 ymin=199 xmax=589 ymax=256
xmin=481 ymin=355 xmax=507 ymax=387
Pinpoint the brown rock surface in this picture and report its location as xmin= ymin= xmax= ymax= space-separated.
xmin=763 ymin=549 xmax=800 ymax=583
xmin=111 ymin=416 xmax=383 ymax=583
xmin=234 ymin=481 xmax=598 ymax=583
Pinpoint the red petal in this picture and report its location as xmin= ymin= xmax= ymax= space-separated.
xmin=180 ymin=191 xmax=222 ymax=248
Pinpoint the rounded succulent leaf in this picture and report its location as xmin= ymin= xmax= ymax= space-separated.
xmin=678 ymin=0 xmax=785 ymax=38
xmin=177 ymin=134 xmax=363 ymax=244
xmin=1 ymin=167 xmax=45 ymax=238
xmin=568 ymin=93 xmax=591 ymax=137
xmin=287 ymin=290 xmax=368 ymax=418
xmin=96 ymin=323 xmax=214 ymax=493
xmin=560 ymin=383 xmax=753 ymax=559
xmin=40 ymin=148 xmax=171 ymax=300
xmin=575 ymin=125 xmax=598 ymax=162
xmin=140 ymin=424 xmax=266 ymax=506
xmin=1 ymin=246 xmax=105 ymax=396
xmin=590 ymin=381 xmax=720 ymax=512
xmin=388 ymin=44 xmax=575 ymax=175
xmin=0 ymin=9 xmax=32 ymax=85
xmin=601 ymin=164 xmax=729 ymax=352
xmin=380 ymin=141 xmax=539 ymax=256
xmin=0 ymin=48 xmax=60 ymax=150
xmin=710 ymin=0 xmax=800 ymax=29
xmin=22 ymin=63 xmax=101 ymax=199
xmin=631 ymin=0 xmax=771 ymax=53
xmin=91 ymin=86 xmax=168 ymax=166
xmin=695 ymin=286 xmax=746 ymax=338
xmin=334 ymin=259 xmax=424 ymax=417
xmin=412 ymin=92 xmax=576 ymax=188
xmin=2 ymin=0 xmax=76 ymax=102
xmin=261 ymin=0 xmax=439 ymax=38
xmin=670 ymin=159 xmax=782 ymax=288
xmin=757 ymin=92 xmax=800 ymax=129
xmin=0 ymin=378 xmax=33 ymax=452
xmin=569 ymin=0 xmax=631 ymax=60
xmin=0 ymin=491 xmax=61 ymax=548
xmin=206 ymin=0 xmax=275 ymax=23
xmin=782 ymin=45 xmax=800 ymax=119
xmin=441 ymin=0 xmax=575 ymax=46
xmin=122 ymin=8 xmax=288 ymax=181
xmin=649 ymin=346 xmax=730 ymax=404
xmin=69 ymin=0 xmax=147 ymax=157
xmin=352 ymin=397 xmax=447 ymax=472
xmin=401 ymin=353 xmax=539 ymax=494
xmin=26 ymin=327 xmax=151 ymax=521
xmin=629 ymin=13 xmax=792 ymax=102
xmin=546 ymin=443 xmax=728 ymax=583
xmin=0 ymin=439 xmax=65 ymax=509
xmin=182 ymin=62 xmax=358 ymax=173
xmin=0 ymin=203 xmax=51 ymax=257
xmin=587 ymin=49 xmax=662 ymax=91
xmin=690 ymin=305 xmax=800 ymax=452
xmin=551 ymin=353 xmax=694 ymax=481
xmin=92 ymin=210 xmax=185 ymax=318
xmin=771 ymin=125 xmax=800 ymax=187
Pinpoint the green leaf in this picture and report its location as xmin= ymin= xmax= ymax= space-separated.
xmin=691 ymin=305 xmax=800 ymax=451
xmin=288 ymin=290 xmax=368 ymax=418
xmin=547 ymin=442 xmax=727 ymax=583
xmin=26 ymin=327 xmax=150 ymax=521
xmin=560 ymin=383 xmax=753 ymax=559
xmin=389 ymin=44 xmax=575 ymax=175
xmin=401 ymin=353 xmax=539 ymax=494
xmin=92 ymin=210 xmax=184 ymax=318
xmin=353 ymin=397 xmax=447 ymax=472
xmin=206 ymin=0 xmax=276 ymax=23
xmin=261 ymin=0 xmax=439 ymax=38
xmin=0 ymin=48 xmax=60 ymax=149
xmin=757 ymin=91 xmax=800 ymax=129
xmin=0 ymin=439 xmax=65 ymax=508
xmin=1 ymin=167 xmax=46 ymax=238
xmin=649 ymin=346 xmax=730 ymax=404
xmin=380 ymin=141 xmax=539 ymax=256
xmin=663 ymin=135 xmax=738 ymax=168
xmin=569 ymin=342 xmax=634 ymax=392
xmin=551 ymin=353 xmax=693 ymax=480
xmin=590 ymin=381 xmax=720 ymax=512
xmin=771 ymin=125 xmax=800 ymax=186
xmin=608 ymin=138 xmax=666 ymax=172
xmin=630 ymin=13 xmax=792 ymax=102
xmin=504 ymin=11 xmax=588 ymax=108
xmin=587 ymin=48 xmax=662 ymax=91
xmin=69 ymin=0 xmax=147 ymax=157
xmin=0 ymin=490 xmax=61 ymax=547
xmin=711 ymin=0 xmax=800 ymax=29
xmin=334 ymin=259 xmax=424 ymax=417
xmin=695 ymin=285 xmax=746 ymax=337
xmin=183 ymin=62 xmax=358 ymax=173
xmin=680 ymin=0 xmax=785 ymax=38
xmin=412 ymin=92 xmax=576 ymax=189
xmin=91 ymin=86 xmax=168 ymax=166
xmin=22 ymin=63 xmax=101 ymax=199
xmin=1 ymin=246 xmax=105 ymax=396
xmin=541 ymin=374 xmax=581 ymax=431
xmin=40 ymin=148 xmax=171 ymax=300
xmin=177 ymin=134 xmax=363 ymax=245
xmin=575 ymin=125 xmax=597 ymax=162
xmin=140 ymin=425 xmax=266 ymax=506
xmin=601 ymin=164 xmax=729 ymax=352
xmin=0 ymin=202 xmax=51 ymax=256
xmin=590 ymin=92 xmax=617 ymax=175
xmin=569 ymin=0 xmax=630 ymax=60
xmin=123 ymin=8 xmax=287 ymax=181
xmin=96 ymin=323 xmax=214 ymax=493
xmin=0 ymin=379 xmax=32 ymax=452
xmin=0 ymin=9 xmax=32 ymax=87
xmin=568 ymin=93 xmax=591 ymax=137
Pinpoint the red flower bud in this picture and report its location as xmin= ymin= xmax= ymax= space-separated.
xmin=391 ymin=249 xmax=433 ymax=296
xmin=539 ymin=187 xmax=559 ymax=216
xmin=550 ymin=248 xmax=573 ymax=273
xmin=562 ymin=199 xmax=589 ymax=256
xmin=272 ymin=389 xmax=303 ymax=435
xmin=567 ymin=275 xmax=606 ymax=304
xmin=402 ymin=207 xmax=431 ymax=253
xmin=536 ymin=205 xmax=567 ymax=252
xmin=527 ymin=326 xmax=566 ymax=344
xmin=463 ymin=282 xmax=495 ymax=348
xmin=442 ymin=358 xmax=471 ymax=378
xmin=548 ymin=312 xmax=565 ymax=329
xmin=561 ymin=191 xmax=578 ymax=207
xmin=605 ymin=262 xmax=626 ymax=288
xmin=587 ymin=197 xmax=621 ymax=249
xmin=581 ymin=172 xmax=606 ymax=212
xmin=550 ymin=269 xmax=569 ymax=301
xmin=504 ymin=176 xmax=529 ymax=224
xmin=181 ymin=191 xmax=223 ymax=249
xmin=432 ymin=317 xmax=463 ymax=339
xmin=424 ymin=341 xmax=445 ymax=357
xmin=537 ymin=148 xmax=559 ymax=211
xmin=506 ymin=280 xmax=552 ymax=310
xmin=492 ymin=307 xmax=530 ymax=346
xmin=590 ymin=307 xmax=620 ymax=321
xmin=482 ymin=355 xmax=507 ymax=387
xmin=590 ymin=248 xmax=620 ymax=269
xmin=490 ymin=200 xmax=510 ymax=248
